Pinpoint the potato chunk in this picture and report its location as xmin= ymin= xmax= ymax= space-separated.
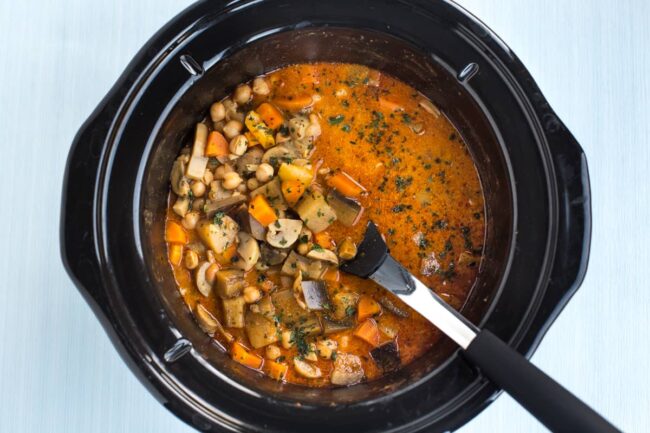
xmin=295 ymin=191 xmax=337 ymax=233
xmin=245 ymin=311 xmax=279 ymax=348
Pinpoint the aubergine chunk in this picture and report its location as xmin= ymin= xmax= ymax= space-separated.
xmin=370 ymin=340 xmax=401 ymax=372
xmin=327 ymin=190 xmax=363 ymax=227
xmin=222 ymin=296 xmax=246 ymax=328
xmin=271 ymin=289 xmax=321 ymax=335
xmin=215 ymin=269 xmax=246 ymax=298
xmin=330 ymin=352 xmax=364 ymax=386
xmin=245 ymin=311 xmax=279 ymax=348
xmin=301 ymin=280 xmax=330 ymax=311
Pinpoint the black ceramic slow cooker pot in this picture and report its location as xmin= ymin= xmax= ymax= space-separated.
xmin=60 ymin=0 xmax=591 ymax=431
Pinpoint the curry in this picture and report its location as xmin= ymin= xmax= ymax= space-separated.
xmin=164 ymin=63 xmax=484 ymax=387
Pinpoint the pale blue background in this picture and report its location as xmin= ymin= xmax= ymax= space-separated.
xmin=0 ymin=0 xmax=648 ymax=431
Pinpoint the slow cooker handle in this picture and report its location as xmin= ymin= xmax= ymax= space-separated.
xmin=60 ymin=109 xmax=110 ymax=311
xmin=465 ymin=330 xmax=619 ymax=433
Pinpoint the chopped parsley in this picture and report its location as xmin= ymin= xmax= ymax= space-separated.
xmin=213 ymin=211 xmax=225 ymax=226
xmin=394 ymin=175 xmax=413 ymax=192
xmin=328 ymin=114 xmax=345 ymax=125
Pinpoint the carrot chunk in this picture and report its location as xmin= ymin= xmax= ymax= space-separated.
xmin=231 ymin=342 xmax=263 ymax=369
xmin=281 ymin=180 xmax=306 ymax=206
xmin=320 ymin=266 xmax=340 ymax=282
xmin=265 ymin=359 xmax=289 ymax=381
xmin=215 ymin=243 xmax=237 ymax=265
xmin=248 ymin=194 xmax=278 ymax=227
xmin=357 ymin=296 xmax=382 ymax=321
xmin=205 ymin=131 xmax=229 ymax=157
xmin=313 ymin=231 xmax=334 ymax=249
xmin=272 ymin=94 xmax=313 ymax=112
xmin=165 ymin=220 xmax=188 ymax=244
xmin=354 ymin=319 xmax=381 ymax=347
xmin=168 ymin=244 xmax=183 ymax=266
xmin=256 ymin=102 xmax=284 ymax=129
xmin=326 ymin=171 xmax=366 ymax=198
xmin=378 ymin=97 xmax=403 ymax=113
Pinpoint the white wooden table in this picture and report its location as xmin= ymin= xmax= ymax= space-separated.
xmin=0 ymin=0 xmax=647 ymax=431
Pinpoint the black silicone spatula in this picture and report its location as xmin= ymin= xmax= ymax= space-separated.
xmin=340 ymin=221 xmax=619 ymax=433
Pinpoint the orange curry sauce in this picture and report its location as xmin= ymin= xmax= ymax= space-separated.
xmin=165 ymin=63 xmax=485 ymax=387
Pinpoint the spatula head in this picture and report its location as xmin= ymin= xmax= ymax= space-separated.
xmin=339 ymin=221 xmax=388 ymax=278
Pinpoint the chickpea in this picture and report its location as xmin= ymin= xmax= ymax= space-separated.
xmin=191 ymin=198 xmax=205 ymax=212
xmin=252 ymin=77 xmax=270 ymax=96
xmin=246 ymin=178 xmax=259 ymax=190
xmin=265 ymin=344 xmax=282 ymax=360
xmin=255 ymin=163 xmax=274 ymax=183
xmin=281 ymin=330 xmax=294 ymax=349
xmin=297 ymin=243 xmax=309 ymax=256
xmin=205 ymin=263 xmax=220 ymax=284
xmin=214 ymin=165 xmax=226 ymax=180
xmin=210 ymin=102 xmax=226 ymax=122
xmin=233 ymin=84 xmax=252 ymax=104
xmin=222 ymin=172 xmax=243 ymax=190
xmin=222 ymin=120 xmax=243 ymax=139
xmin=190 ymin=181 xmax=206 ymax=197
xmin=184 ymin=250 xmax=199 ymax=270
xmin=243 ymin=286 xmax=262 ymax=303
xmin=229 ymin=134 xmax=248 ymax=156
xmin=236 ymin=183 xmax=247 ymax=193
xmin=182 ymin=211 xmax=200 ymax=230
xmin=203 ymin=169 xmax=214 ymax=185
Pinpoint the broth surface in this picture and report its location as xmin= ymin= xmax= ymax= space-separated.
xmin=165 ymin=63 xmax=484 ymax=387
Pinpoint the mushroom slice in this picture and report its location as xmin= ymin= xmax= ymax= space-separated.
xmin=170 ymin=159 xmax=190 ymax=196
xmin=235 ymin=147 xmax=264 ymax=175
xmin=266 ymin=219 xmax=303 ymax=248
xmin=236 ymin=232 xmax=260 ymax=271
xmin=331 ymin=353 xmax=364 ymax=386
xmin=293 ymin=357 xmax=322 ymax=379
xmin=195 ymin=262 xmax=213 ymax=297
xmin=327 ymin=190 xmax=363 ymax=227
xmin=292 ymin=272 xmax=307 ymax=310
xmin=204 ymin=195 xmax=247 ymax=217
xmin=195 ymin=303 xmax=234 ymax=342
xmin=307 ymin=247 xmax=339 ymax=265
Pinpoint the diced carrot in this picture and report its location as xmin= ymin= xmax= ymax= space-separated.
xmin=231 ymin=342 xmax=263 ymax=369
xmin=354 ymin=319 xmax=381 ymax=347
xmin=168 ymin=244 xmax=183 ymax=266
xmin=357 ymin=296 xmax=382 ymax=321
xmin=256 ymin=102 xmax=284 ymax=129
xmin=326 ymin=171 xmax=366 ymax=198
xmin=205 ymin=131 xmax=229 ymax=157
xmin=320 ymin=266 xmax=340 ymax=282
xmin=272 ymin=94 xmax=313 ymax=112
xmin=281 ymin=180 xmax=306 ymax=206
xmin=214 ymin=243 xmax=237 ymax=265
xmin=165 ymin=220 xmax=188 ymax=244
xmin=378 ymin=97 xmax=403 ymax=113
xmin=313 ymin=231 xmax=334 ymax=249
xmin=265 ymin=359 xmax=288 ymax=381
xmin=248 ymin=194 xmax=278 ymax=227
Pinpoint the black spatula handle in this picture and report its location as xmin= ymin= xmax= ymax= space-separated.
xmin=464 ymin=330 xmax=619 ymax=433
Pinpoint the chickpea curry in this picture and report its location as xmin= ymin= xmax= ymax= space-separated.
xmin=165 ymin=63 xmax=484 ymax=387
